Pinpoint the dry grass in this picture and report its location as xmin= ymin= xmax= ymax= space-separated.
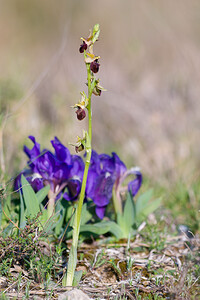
xmin=0 ymin=223 xmax=199 ymax=299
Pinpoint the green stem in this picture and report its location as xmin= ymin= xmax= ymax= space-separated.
xmin=112 ymin=182 xmax=123 ymax=216
xmin=66 ymin=148 xmax=91 ymax=286
xmin=87 ymin=63 xmax=92 ymax=142
xmin=66 ymin=63 xmax=95 ymax=287
xmin=47 ymin=196 xmax=55 ymax=219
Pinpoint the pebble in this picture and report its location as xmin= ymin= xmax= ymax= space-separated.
xmin=58 ymin=288 xmax=91 ymax=300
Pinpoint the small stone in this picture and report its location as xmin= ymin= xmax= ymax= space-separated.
xmin=58 ymin=288 xmax=91 ymax=300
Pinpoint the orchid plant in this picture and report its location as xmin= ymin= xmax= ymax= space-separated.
xmin=16 ymin=24 xmax=161 ymax=287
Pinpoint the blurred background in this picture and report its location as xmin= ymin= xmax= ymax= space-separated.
xmin=1 ymin=0 xmax=200 ymax=184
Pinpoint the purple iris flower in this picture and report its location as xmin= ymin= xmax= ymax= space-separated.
xmin=85 ymin=151 xmax=142 ymax=219
xmin=18 ymin=136 xmax=142 ymax=220
xmin=51 ymin=136 xmax=71 ymax=165
xmin=128 ymin=168 xmax=142 ymax=197
xmin=85 ymin=151 xmax=126 ymax=219
xmin=63 ymin=155 xmax=85 ymax=201
xmin=20 ymin=136 xmax=84 ymax=200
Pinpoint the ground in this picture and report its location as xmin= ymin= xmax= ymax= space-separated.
xmin=0 ymin=213 xmax=199 ymax=299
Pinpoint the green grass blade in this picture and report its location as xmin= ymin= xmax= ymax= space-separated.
xmin=0 ymin=198 xmax=2 ymax=226
xmin=19 ymin=190 xmax=26 ymax=228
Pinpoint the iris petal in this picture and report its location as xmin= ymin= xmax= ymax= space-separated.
xmin=95 ymin=206 xmax=106 ymax=219
xmin=51 ymin=136 xmax=72 ymax=165
xmin=128 ymin=170 xmax=142 ymax=197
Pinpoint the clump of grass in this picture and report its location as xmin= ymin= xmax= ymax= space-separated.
xmin=0 ymin=216 xmax=64 ymax=284
xmin=140 ymin=221 xmax=168 ymax=252
xmin=164 ymin=179 xmax=200 ymax=233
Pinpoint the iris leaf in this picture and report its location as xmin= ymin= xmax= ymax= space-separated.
xmin=80 ymin=203 xmax=93 ymax=225
xmin=80 ymin=222 xmax=111 ymax=235
xmin=21 ymin=175 xmax=40 ymax=218
xmin=72 ymin=270 xmax=83 ymax=287
xmin=80 ymin=220 xmax=123 ymax=239
xmin=36 ymin=185 xmax=50 ymax=204
xmin=135 ymin=189 xmax=153 ymax=218
xmin=123 ymin=191 xmax=136 ymax=227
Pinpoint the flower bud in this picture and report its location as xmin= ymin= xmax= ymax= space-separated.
xmin=79 ymin=41 xmax=87 ymax=53
xmin=92 ymin=79 xmax=106 ymax=96
xmin=76 ymin=107 xmax=86 ymax=120
xmin=93 ymin=85 xmax=101 ymax=96
xmin=90 ymin=59 xmax=100 ymax=73
xmin=75 ymin=144 xmax=84 ymax=153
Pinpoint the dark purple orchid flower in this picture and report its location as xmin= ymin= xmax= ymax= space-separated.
xmin=90 ymin=59 xmax=100 ymax=73
xmin=79 ymin=41 xmax=87 ymax=53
